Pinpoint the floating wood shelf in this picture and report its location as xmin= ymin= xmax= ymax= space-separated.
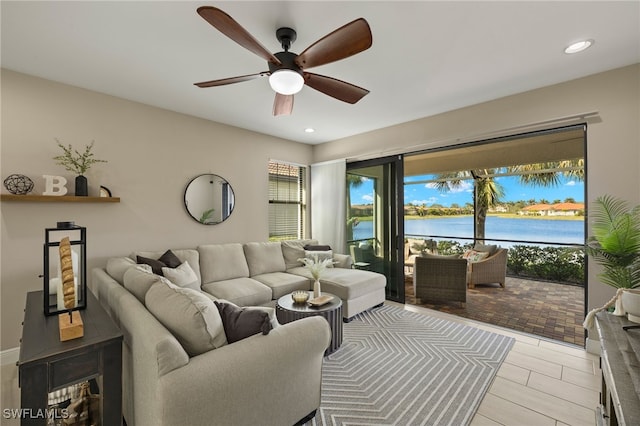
xmin=1 ymin=194 xmax=120 ymax=203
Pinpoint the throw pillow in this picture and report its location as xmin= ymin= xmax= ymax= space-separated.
xmin=158 ymin=249 xmax=182 ymax=269
xmin=161 ymin=261 xmax=200 ymax=291
xmin=473 ymin=243 xmax=498 ymax=256
xmin=145 ymin=282 xmax=227 ymax=357
xmin=137 ymin=249 xmax=182 ymax=276
xmin=304 ymin=250 xmax=334 ymax=268
xmin=136 ymin=255 xmax=166 ymax=276
xmin=214 ymin=301 xmax=272 ymax=344
xmin=304 ymin=244 xmax=331 ymax=251
xmin=462 ymin=250 xmax=490 ymax=263
xmin=281 ymin=239 xmax=318 ymax=269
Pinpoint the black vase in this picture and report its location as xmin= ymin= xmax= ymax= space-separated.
xmin=75 ymin=175 xmax=88 ymax=196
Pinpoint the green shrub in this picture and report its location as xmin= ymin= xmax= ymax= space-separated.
xmin=507 ymin=244 xmax=584 ymax=285
xmin=433 ymin=241 xmax=585 ymax=285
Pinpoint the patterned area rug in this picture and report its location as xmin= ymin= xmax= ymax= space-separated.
xmin=305 ymin=305 xmax=514 ymax=426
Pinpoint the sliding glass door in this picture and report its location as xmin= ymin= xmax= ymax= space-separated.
xmin=347 ymin=155 xmax=405 ymax=302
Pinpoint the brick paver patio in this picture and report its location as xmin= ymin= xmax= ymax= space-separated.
xmin=405 ymin=276 xmax=585 ymax=346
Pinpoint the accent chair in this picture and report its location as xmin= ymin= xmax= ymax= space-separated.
xmin=467 ymin=248 xmax=508 ymax=288
xmin=413 ymin=254 xmax=468 ymax=307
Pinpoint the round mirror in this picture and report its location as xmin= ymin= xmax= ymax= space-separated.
xmin=184 ymin=174 xmax=235 ymax=224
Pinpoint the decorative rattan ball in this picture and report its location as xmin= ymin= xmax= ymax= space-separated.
xmin=3 ymin=174 xmax=34 ymax=195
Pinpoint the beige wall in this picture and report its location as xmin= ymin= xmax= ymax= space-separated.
xmin=2 ymin=65 xmax=639 ymax=350
xmin=314 ymin=64 xmax=640 ymax=315
xmin=0 ymin=70 xmax=312 ymax=350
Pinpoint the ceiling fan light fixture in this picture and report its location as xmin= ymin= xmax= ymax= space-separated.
xmin=564 ymin=39 xmax=594 ymax=54
xmin=269 ymin=69 xmax=304 ymax=95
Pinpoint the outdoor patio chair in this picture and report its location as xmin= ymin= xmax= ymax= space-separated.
xmin=468 ymin=248 xmax=508 ymax=288
xmin=350 ymin=244 xmax=385 ymax=273
xmin=404 ymin=238 xmax=437 ymax=273
xmin=413 ymin=254 xmax=467 ymax=307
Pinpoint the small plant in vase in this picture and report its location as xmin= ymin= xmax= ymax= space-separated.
xmin=298 ymin=254 xmax=334 ymax=298
xmin=53 ymin=140 xmax=107 ymax=196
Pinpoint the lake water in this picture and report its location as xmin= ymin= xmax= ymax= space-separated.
xmin=353 ymin=216 xmax=584 ymax=247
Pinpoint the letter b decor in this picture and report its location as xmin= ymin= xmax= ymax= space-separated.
xmin=43 ymin=175 xmax=68 ymax=196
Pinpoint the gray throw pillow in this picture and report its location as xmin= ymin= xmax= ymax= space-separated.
xmin=214 ymin=301 xmax=272 ymax=344
xmin=146 ymin=282 xmax=227 ymax=356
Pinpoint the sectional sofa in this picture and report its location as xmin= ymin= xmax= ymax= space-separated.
xmin=89 ymin=239 xmax=386 ymax=425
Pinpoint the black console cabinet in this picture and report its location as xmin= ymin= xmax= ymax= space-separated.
xmin=18 ymin=290 xmax=123 ymax=425
xmin=595 ymin=312 xmax=640 ymax=426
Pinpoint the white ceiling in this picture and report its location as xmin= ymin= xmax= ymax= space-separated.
xmin=2 ymin=1 xmax=639 ymax=145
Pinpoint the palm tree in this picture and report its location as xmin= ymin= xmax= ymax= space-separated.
xmin=346 ymin=174 xmax=365 ymax=242
xmin=432 ymin=159 xmax=583 ymax=243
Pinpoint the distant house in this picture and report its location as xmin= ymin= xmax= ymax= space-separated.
xmin=519 ymin=202 xmax=585 ymax=216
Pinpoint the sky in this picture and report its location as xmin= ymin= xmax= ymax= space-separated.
xmin=351 ymin=174 xmax=584 ymax=207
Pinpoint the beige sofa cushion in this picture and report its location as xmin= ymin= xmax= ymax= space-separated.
xmin=198 ymin=243 xmax=250 ymax=283
xmin=243 ymin=242 xmax=286 ymax=276
xmin=106 ymin=257 xmax=137 ymax=284
xmin=145 ymin=282 xmax=227 ymax=357
xmin=123 ymin=265 xmax=160 ymax=303
xmin=202 ymin=277 xmax=272 ymax=306
xmin=251 ymin=272 xmax=310 ymax=299
xmin=281 ymin=239 xmax=318 ymax=269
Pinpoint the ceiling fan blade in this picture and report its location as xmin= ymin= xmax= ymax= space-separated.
xmin=304 ymin=73 xmax=369 ymax=104
xmin=295 ymin=18 xmax=372 ymax=69
xmin=273 ymin=93 xmax=294 ymax=116
xmin=197 ymin=6 xmax=281 ymax=65
xmin=194 ymin=72 xmax=268 ymax=88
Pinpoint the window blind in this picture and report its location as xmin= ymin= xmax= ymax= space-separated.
xmin=268 ymin=161 xmax=306 ymax=241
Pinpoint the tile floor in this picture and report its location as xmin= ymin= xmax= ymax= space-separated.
xmin=405 ymin=276 xmax=586 ymax=345
xmin=395 ymin=301 xmax=600 ymax=426
xmin=1 ymin=302 xmax=600 ymax=426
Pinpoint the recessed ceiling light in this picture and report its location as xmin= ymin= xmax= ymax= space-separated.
xmin=304 ymin=128 xmax=315 ymax=133
xmin=564 ymin=39 xmax=594 ymax=54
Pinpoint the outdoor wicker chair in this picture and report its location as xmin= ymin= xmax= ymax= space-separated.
xmin=468 ymin=248 xmax=508 ymax=288
xmin=404 ymin=238 xmax=438 ymax=273
xmin=413 ymin=255 xmax=468 ymax=306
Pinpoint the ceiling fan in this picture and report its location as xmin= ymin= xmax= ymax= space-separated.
xmin=194 ymin=6 xmax=373 ymax=116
